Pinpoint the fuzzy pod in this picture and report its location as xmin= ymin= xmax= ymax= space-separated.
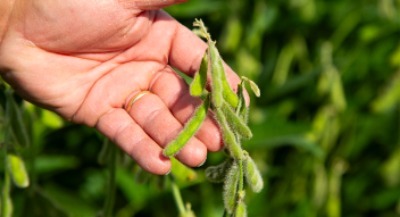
xmin=223 ymin=162 xmax=240 ymax=214
xmin=163 ymin=96 xmax=210 ymax=157
xmin=190 ymin=54 xmax=208 ymax=97
xmin=243 ymin=154 xmax=264 ymax=193
xmin=205 ymin=159 xmax=233 ymax=183
xmin=215 ymin=109 xmax=243 ymax=160
xmin=208 ymin=42 xmax=239 ymax=108
xmin=221 ymin=101 xmax=252 ymax=140
xmin=208 ymin=41 xmax=224 ymax=108
xmin=234 ymin=201 xmax=248 ymax=217
xmin=6 ymin=154 xmax=29 ymax=188
xmin=241 ymin=76 xmax=261 ymax=97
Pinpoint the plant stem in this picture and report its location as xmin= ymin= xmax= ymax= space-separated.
xmin=170 ymin=176 xmax=187 ymax=216
xmin=103 ymin=139 xmax=117 ymax=217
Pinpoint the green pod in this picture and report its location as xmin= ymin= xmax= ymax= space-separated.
xmin=208 ymin=42 xmax=223 ymax=108
xmin=190 ymin=54 xmax=208 ymax=97
xmin=215 ymin=109 xmax=243 ymax=160
xmin=205 ymin=159 xmax=233 ymax=183
xmin=163 ymin=96 xmax=210 ymax=157
xmin=221 ymin=101 xmax=252 ymax=140
xmin=208 ymin=42 xmax=239 ymax=108
xmin=243 ymin=154 xmax=264 ymax=193
xmin=234 ymin=201 xmax=248 ymax=217
xmin=6 ymin=154 xmax=29 ymax=188
xmin=223 ymin=162 xmax=240 ymax=214
xmin=241 ymin=76 xmax=261 ymax=97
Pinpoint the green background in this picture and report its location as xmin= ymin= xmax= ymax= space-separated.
xmin=1 ymin=0 xmax=400 ymax=216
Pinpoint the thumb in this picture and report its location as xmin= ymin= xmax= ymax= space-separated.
xmin=120 ymin=0 xmax=187 ymax=10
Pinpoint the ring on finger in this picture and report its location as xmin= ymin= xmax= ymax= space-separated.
xmin=125 ymin=91 xmax=150 ymax=112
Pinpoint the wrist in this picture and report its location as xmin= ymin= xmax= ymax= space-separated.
xmin=0 ymin=0 xmax=16 ymax=43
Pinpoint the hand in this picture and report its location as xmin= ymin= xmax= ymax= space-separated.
xmin=0 ymin=0 xmax=241 ymax=174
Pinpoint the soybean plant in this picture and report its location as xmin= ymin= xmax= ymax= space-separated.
xmin=163 ymin=19 xmax=263 ymax=216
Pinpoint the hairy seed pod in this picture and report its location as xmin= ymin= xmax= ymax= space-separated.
xmin=6 ymin=154 xmax=29 ymax=188
xmin=242 ymin=76 xmax=261 ymax=97
xmin=221 ymin=101 xmax=252 ymax=140
xmin=205 ymin=159 xmax=233 ymax=183
xmin=208 ymin=42 xmax=239 ymax=108
xmin=163 ymin=96 xmax=210 ymax=157
xmin=208 ymin=42 xmax=224 ymax=108
xmin=215 ymin=109 xmax=243 ymax=160
xmin=223 ymin=162 xmax=240 ymax=214
xmin=190 ymin=54 xmax=208 ymax=97
xmin=243 ymin=154 xmax=264 ymax=193
xmin=234 ymin=201 xmax=248 ymax=217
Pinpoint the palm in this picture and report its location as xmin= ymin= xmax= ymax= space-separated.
xmin=0 ymin=0 xmax=240 ymax=174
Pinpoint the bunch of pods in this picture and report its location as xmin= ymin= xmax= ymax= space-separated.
xmin=163 ymin=19 xmax=263 ymax=217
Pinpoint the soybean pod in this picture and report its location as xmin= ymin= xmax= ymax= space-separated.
xmin=205 ymin=159 xmax=233 ymax=183
xmin=190 ymin=54 xmax=208 ymax=97
xmin=163 ymin=96 xmax=210 ymax=157
xmin=215 ymin=109 xmax=243 ymax=160
xmin=241 ymin=76 xmax=261 ymax=98
xmin=234 ymin=201 xmax=248 ymax=217
xmin=6 ymin=154 xmax=29 ymax=188
xmin=243 ymin=153 xmax=264 ymax=193
xmin=208 ymin=42 xmax=239 ymax=109
xmin=221 ymin=101 xmax=252 ymax=140
xmin=223 ymin=162 xmax=240 ymax=214
xmin=208 ymin=41 xmax=224 ymax=108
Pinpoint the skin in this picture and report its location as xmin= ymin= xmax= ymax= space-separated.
xmin=0 ymin=0 xmax=242 ymax=175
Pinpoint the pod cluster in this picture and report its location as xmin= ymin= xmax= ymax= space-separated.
xmin=163 ymin=19 xmax=264 ymax=216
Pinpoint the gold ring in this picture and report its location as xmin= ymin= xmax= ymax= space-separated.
xmin=125 ymin=91 xmax=150 ymax=112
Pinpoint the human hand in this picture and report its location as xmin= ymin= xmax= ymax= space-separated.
xmin=0 ymin=0 xmax=241 ymax=174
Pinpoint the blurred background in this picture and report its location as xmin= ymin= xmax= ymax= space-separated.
xmin=1 ymin=0 xmax=400 ymax=216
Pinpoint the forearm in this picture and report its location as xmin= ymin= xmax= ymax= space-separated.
xmin=0 ymin=0 xmax=16 ymax=43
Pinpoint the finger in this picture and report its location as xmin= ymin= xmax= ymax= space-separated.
xmin=149 ymin=68 xmax=223 ymax=152
xmin=119 ymin=0 xmax=187 ymax=10
xmin=126 ymin=91 xmax=208 ymax=167
xmin=96 ymin=108 xmax=171 ymax=175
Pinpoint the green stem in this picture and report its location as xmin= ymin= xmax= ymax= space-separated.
xmin=170 ymin=176 xmax=186 ymax=216
xmin=103 ymin=140 xmax=117 ymax=217
xmin=1 ymin=170 xmax=13 ymax=217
